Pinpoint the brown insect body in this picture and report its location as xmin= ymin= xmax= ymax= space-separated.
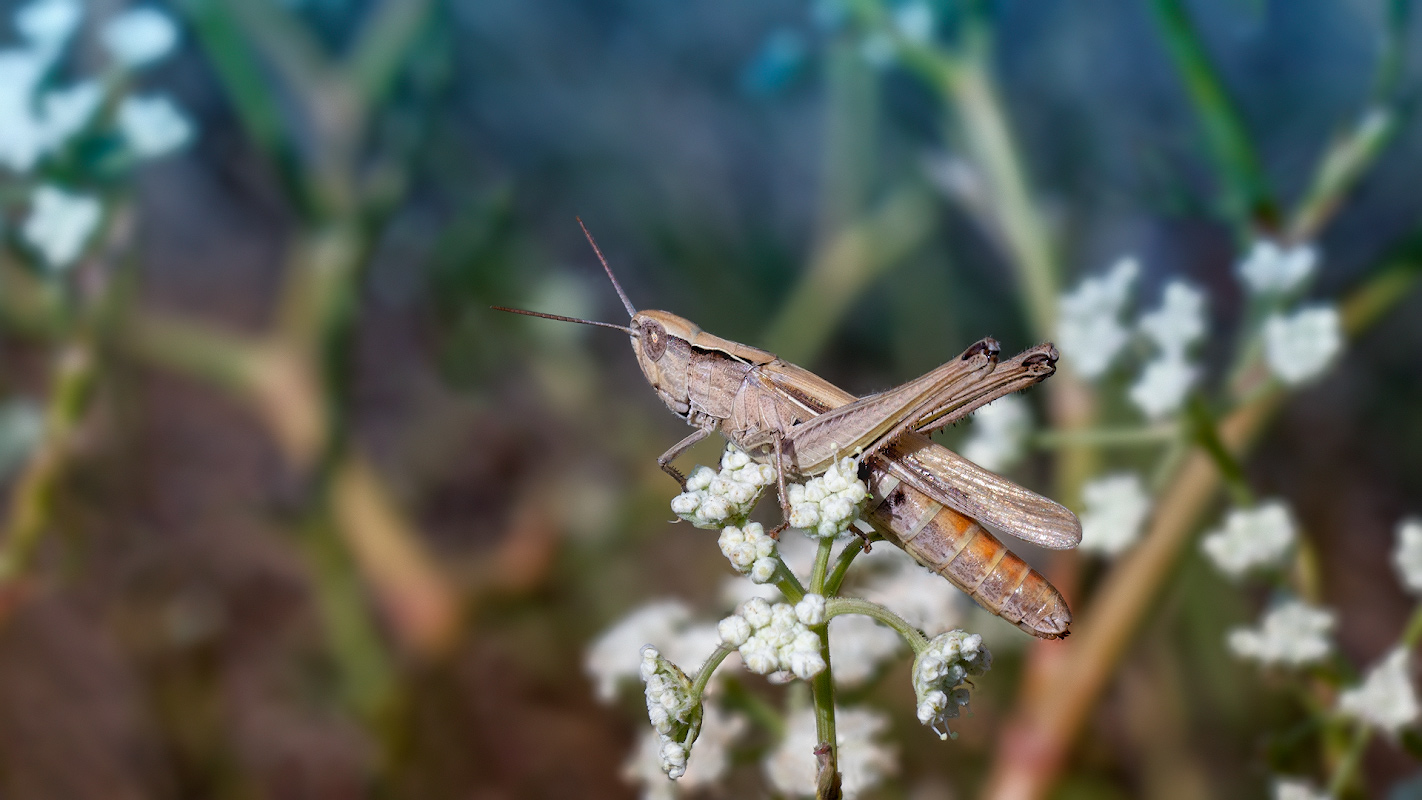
xmin=497 ymin=222 xmax=1079 ymax=639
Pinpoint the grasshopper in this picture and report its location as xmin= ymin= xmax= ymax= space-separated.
xmin=496 ymin=223 xmax=1081 ymax=639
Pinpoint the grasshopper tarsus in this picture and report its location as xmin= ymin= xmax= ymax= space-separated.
xmin=768 ymin=521 xmax=788 ymax=540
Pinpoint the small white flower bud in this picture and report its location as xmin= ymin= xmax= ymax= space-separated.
xmin=749 ymin=557 xmax=778 ymax=584
xmin=717 ymin=614 xmax=751 ymax=647
xmin=795 ymin=593 xmax=826 ymax=626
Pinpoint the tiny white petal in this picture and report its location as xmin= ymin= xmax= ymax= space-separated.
xmin=1227 ymin=600 xmax=1335 ymax=667
xmin=1200 ymin=501 xmax=1298 ymax=579
xmin=118 ymin=94 xmax=194 ymax=158
xmin=1138 ymin=280 xmax=1207 ymax=356
xmin=1263 ymin=306 xmax=1342 ymax=386
xmin=1338 ymin=648 xmax=1419 ymax=735
xmin=22 ymin=185 xmax=102 ymax=270
xmin=1129 ymin=353 xmax=1197 ymax=420
xmin=1238 ymin=240 xmax=1317 ymax=296
xmin=102 ymin=7 xmax=180 ymax=67
xmin=1077 ymin=473 xmax=1151 ymax=556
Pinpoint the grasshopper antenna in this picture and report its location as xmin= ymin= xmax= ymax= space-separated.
xmin=577 ymin=217 xmax=637 ymax=318
xmin=491 ymin=306 xmax=640 ymax=336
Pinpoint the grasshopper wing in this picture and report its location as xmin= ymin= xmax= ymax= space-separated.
xmin=879 ymin=434 xmax=1083 ymax=550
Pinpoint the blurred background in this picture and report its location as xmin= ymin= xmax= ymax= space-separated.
xmin=1 ymin=0 xmax=1421 ymax=797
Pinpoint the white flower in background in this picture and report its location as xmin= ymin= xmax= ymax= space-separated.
xmin=1392 ymin=518 xmax=1422 ymax=593
xmin=15 ymin=0 xmax=81 ymax=51
xmin=892 ymin=1 xmax=933 ymax=42
xmin=1129 ymin=352 xmax=1197 ymax=420
xmin=787 ymin=455 xmax=868 ymax=539
xmin=717 ymin=522 xmax=778 ymax=584
xmin=118 ymin=94 xmax=194 ymax=158
xmin=1238 ymin=240 xmax=1317 ymax=296
xmin=1077 ymin=473 xmax=1151 ymax=556
xmin=765 ymin=707 xmax=898 ymax=799
xmin=102 ymin=7 xmax=179 ymax=67
xmin=0 ymin=46 xmax=99 ymax=172
xmin=1263 ymin=306 xmax=1342 ymax=386
xmin=861 ymin=554 xmax=962 ymax=636
xmin=719 ymin=596 xmax=825 ymax=680
xmin=586 ymin=601 xmax=691 ymax=702
xmin=912 ymin=630 xmax=992 ymax=739
xmin=1139 ymin=280 xmax=1207 ymax=356
xmin=640 ymin=647 xmax=701 ymax=780
xmin=1057 ymin=257 xmax=1139 ymax=379
xmin=1273 ymin=778 xmax=1331 ymax=800
xmin=624 ymin=705 xmax=748 ymax=798
xmin=23 ymin=185 xmax=102 ymax=270
xmin=671 ymin=447 xmax=776 ymax=529
xmin=1227 ymin=600 xmax=1335 ymax=667
xmin=1338 ymin=648 xmax=1420 ymax=735
xmin=41 ymin=80 xmax=101 ymax=142
xmin=961 ymin=394 xmax=1031 ymax=471
xmin=827 ymin=614 xmax=904 ymax=687
xmin=1200 ymin=501 xmax=1298 ymax=579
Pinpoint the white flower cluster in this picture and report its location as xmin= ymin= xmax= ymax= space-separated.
xmin=1057 ymin=257 xmax=1139 ymax=379
xmin=1238 ymin=240 xmax=1317 ymax=297
xmin=1227 ymin=600 xmax=1335 ymax=667
xmin=717 ymin=522 xmax=779 ymax=584
xmin=1077 ymin=473 xmax=1151 ymax=556
xmin=586 ymin=601 xmax=724 ymax=702
xmin=912 ymin=630 xmax=992 ymax=739
xmin=1263 ymin=306 xmax=1342 ymax=386
xmin=1130 ymin=281 xmax=1206 ymax=419
xmin=1337 ymin=647 xmax=1420 ymax=735
xmin=640 ymin=646 xmax=703 ymax=780
xmin=787 ymin=455 xmax=868 ymax=539
xmin=764 ymin=707 xmax=898 ymax=800
xmin=624 ymin=705 xmax=747 ymax=799
xmin=671 ymin=446 xmax=776 ymax=528
xmin=1272 ymin=778 xmax=1330 ymax=800
xmin=961 ymin=394 xmax=1031 ymax=472
xmin=717 ymin=596 xmax=826 ymax=681
xmin=1 ymin=0 xmax=194 ymax=272
xmin=1393 ymin=518 xmax=1422 ymax=594
xmin=1200 ymin=501 xmax=1298 ymax=579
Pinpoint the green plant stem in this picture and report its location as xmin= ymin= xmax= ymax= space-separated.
xmin=825 ymin=597 xmax=930 ymax=654
xmin=808 ymin=537 xmax=839 ymax=799
xmin=1185 ymin=395 xmax=1254 ymax=506
xmin=824 ymin=536 xmax=872 ymax=596
xmin=1034 ymin=424 xmax=1179 ymax=449
xmin=775 ymin=557 xmax=807 ymax=604
xmin=688 ymin=644 xmax=736 ymax=701
xmin=1149 ymin=0 xmax=1276 ymax=229
xmin=1326 ymin=721 xmax=1371 ymax=797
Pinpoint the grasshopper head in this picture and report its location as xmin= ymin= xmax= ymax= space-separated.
xmin=630 ymin=309 xmax=699 ymax=417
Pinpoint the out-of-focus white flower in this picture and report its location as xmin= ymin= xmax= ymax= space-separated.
xmin=1263 ymin=306 xmax=1342 ymax=386
xmin=1077 ymin=473 xmax=1151 ymax=556
xmin=912 ymin=630 xmax=992 ymax=739
xmin=672 ymin=447 xmax=776 ymax=529
xmin=961 ymin=394 xmax=1031 ymax=472
xmin=765 ymin=707 xmax=897 ymax=799
xmin=1129 ymin=352 xmax=1197 ymax=420
xmin=860 ymin=554 xmax=962 ymax=637
xmin=0 ymin=45 xmax=98 ymax=173
xmin=23 ymin=184 xmax=102 ymax=270
xmin=624 ymin=704 xmax=747 ymax=797
xmin=1227 ymin=600 xmax=1335 ymax=667
xmin=118 ymin=94 xmax=194 ymax=158
xmin=1392 ymin=518 xmax=1422 ymax=594
xmin=788 ymin=455 xmax=868 ymax=539
xmin=1057 ymin=257 xmax=1139 ymax=379
xmin=1238 ymin=240 xmax=1317 ymax=296
xmin=721 ymin=597 xmax=825 ymax=680
xmin=663 ymin=622 xmax=726 ymax=679
xmin=1200 ymin=501 xmax=1298 ymax=579
xmin=1139 ymin=280 xmax=1207 ymax=356
xmin=892 ymin=1 xmax=933 ymax=42
xmin=828 ymin=614 xmax=904 ymax=687
xmin=586 ymin=601 xmax=691 ymax=702
xmin=102 ymin=7 xmax=179 ymax=67
xmin=16 ymin=0 xmax=82 ymax=50
xmin=1272 ymin=778 xmax=1331 ymax=800
xmin=41 ymin=80 xmax=101 ymax=143
xmin=1338 ymin=648 xmax=1420 ymax=735
xmin=640 ymin=647 xmax=701 ymax=780
xmin=717 ymin=522 xmax=778 ymax=584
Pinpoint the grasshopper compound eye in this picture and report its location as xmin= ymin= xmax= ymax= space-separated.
xmin=641 ymin=320 xmax=668 ymax=361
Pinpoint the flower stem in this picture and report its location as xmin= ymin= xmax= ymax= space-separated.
xmin=808 ymin=537 xmax=840 ymax=799
xmin=826 ymin=596 xmax=931 ymax=654
xmin=688 ymin=644 xmax=736 ymax=702
xmin=775 ymin=556 xmax=807 ymax=603
xmin=1325 ymin=720 xmax=1371 ymax=797
xmin=1033 ymin=424 xmax=1179 ymax=449
xmin=824 ymin=535 xmax=872 ymax=597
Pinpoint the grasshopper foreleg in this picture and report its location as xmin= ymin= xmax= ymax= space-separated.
xmin=658 ymin=426 xmax=715 ymax=489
